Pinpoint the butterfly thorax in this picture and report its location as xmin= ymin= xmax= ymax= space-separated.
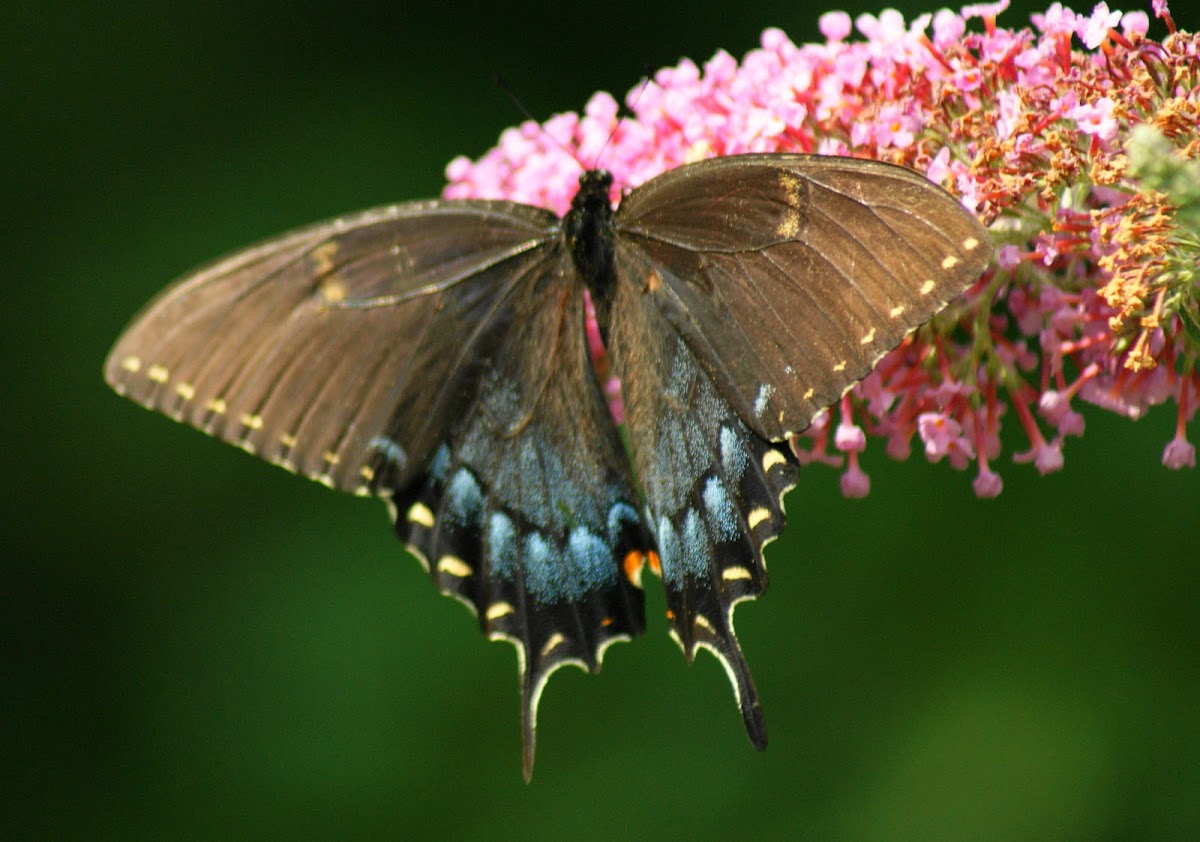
xmin=564 ymin=169 xmax=617 ymax=306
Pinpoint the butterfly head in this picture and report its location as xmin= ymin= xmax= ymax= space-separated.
xmin=573 ymin=169 xmax=614 ymax=207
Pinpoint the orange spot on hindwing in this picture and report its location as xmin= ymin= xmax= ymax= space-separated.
xmin=622 ymin=549 xmax=663 ymax=588
xmin=622 ymin=550 xmax=643 ymax=585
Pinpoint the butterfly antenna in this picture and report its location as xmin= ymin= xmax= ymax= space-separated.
xmin=493 ymin=74 xmax=583 ymax=171
xmin=589 ymin=71 xmax=654 ymax=171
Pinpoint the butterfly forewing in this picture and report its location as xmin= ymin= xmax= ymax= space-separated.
xmin=105 ymin=201 xmax=559 ymax=492
xmin=614 ymin=154 xmax=992 ymax=440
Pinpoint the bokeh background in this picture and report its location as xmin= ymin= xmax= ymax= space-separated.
xmin=7 ymin=1 xmax=1198 ymax=838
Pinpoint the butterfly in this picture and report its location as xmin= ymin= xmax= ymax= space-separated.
xmin=105 ymin=152 xmax=991 ymax=778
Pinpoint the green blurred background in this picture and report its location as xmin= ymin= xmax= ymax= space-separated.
xmin=7 ymin=1 xmax=1198 ymax=839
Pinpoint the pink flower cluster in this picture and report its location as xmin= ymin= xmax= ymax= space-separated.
xmin=444 ymin=1 xmax=1199 ymax=497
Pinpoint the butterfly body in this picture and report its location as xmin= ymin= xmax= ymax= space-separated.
xmin=564 ymin=168 xmax=618 ymax=298
xmin=106 ymin=153 xmax=991 ymax=778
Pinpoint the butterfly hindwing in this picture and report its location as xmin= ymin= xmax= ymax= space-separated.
xmin=607 ymin=273 xmax=799 ymax=748
xmin=385 ymin=257 xmax=651 ymax=780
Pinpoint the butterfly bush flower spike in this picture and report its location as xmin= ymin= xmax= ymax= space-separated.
xmin=445 ymin=0 xmax=1200 ymax=496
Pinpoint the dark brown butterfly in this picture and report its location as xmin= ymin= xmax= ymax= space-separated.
xmin=105 ymin=153 xmax=991 ymax=778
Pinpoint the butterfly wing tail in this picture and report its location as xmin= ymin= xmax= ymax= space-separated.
xmin=682 ymin=610 xmax=769 ymax=750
